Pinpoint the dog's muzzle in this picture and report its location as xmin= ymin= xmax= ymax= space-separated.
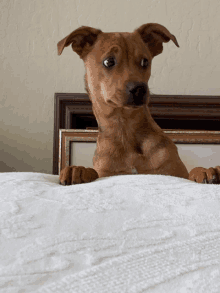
xmin=126 ymin=82 xmax=148 ymax=107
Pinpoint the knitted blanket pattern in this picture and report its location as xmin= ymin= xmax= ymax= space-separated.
xmin=0 ymin=172 xmax=219 ymax=293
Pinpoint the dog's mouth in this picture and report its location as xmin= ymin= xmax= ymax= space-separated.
xmin=125 ymin=96 xmax=146 ymax=108
xmin=125 ymin=103 xmax=144 ymax=108
xmin=108 ymin=100 xmax=144 ymax=109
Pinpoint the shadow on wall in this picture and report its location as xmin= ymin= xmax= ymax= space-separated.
xmin=0 ymin=141 xmax=51 ymax=174
xmin=0 ymin=161 xmax=16 ymax=172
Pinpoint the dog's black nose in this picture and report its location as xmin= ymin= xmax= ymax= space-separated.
xmin=126 ymin=82 xmax=148 ymax=106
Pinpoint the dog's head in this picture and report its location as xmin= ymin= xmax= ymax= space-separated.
xmin=57 ymin=24 xmax=179 ymax=108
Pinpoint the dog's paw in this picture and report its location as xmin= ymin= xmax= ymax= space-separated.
xmin=189 ymin=166 xmax=220 ymax=184
xmin=59 ymin=166 xmax=99 ymax=185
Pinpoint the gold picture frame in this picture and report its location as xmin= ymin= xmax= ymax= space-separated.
xmin=59 ymin=129 xmax=98 ymax=174
xmin=59 ymin=129 xmax=220 ymax=174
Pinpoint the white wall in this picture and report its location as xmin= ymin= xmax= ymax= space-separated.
xmin=1 ymin=0 xmax=220 ymax=173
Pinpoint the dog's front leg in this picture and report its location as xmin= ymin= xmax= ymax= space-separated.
xmin=59 ymin=166 xmax=99 ymax=185
xmin=92 ymin=144 xmax=132 ymax=178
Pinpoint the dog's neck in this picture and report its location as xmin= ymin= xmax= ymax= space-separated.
xmin=91 ymin=94 xmax=161 ymax=137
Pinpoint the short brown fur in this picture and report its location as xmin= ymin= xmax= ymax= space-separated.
xmin=58 ymin=24 xmax=220 ymax=185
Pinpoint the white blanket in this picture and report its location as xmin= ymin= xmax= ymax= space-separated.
xmin=0 ymin=172 xmax=220 ymax=293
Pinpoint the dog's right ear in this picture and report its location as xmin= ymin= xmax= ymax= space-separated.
xmin=57 ymin=26 xmax=102 ymax=59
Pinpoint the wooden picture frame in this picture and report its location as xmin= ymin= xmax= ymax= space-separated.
xmin=164 ymin=129 xmax=220 ymax=144
xmin=59 ymin=129 xmax=220 ymax=174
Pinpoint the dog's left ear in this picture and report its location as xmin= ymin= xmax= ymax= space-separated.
xmin=135 ymin=23 xmax=179 ymax=58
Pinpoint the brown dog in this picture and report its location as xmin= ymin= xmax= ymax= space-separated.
xmin=57 ymin=23 xmax=220 ymax=185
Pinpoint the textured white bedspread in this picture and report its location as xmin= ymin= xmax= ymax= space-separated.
xmin=0 ymin=172 xmax=220 ymax=292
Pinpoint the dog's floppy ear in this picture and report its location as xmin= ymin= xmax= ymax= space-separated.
xmin=135 ymin=23 xmax=179 ymax=58
xmin=57 ymin=26 xmax=102 ymax=59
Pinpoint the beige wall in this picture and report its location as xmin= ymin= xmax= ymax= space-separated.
xmin=1 ymin=0 xmax=220 ymax=174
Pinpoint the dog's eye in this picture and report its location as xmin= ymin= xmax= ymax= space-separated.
xmin=141 ymin=58 xmax=148 ymax=68
xmin=103 ymin=57 xmax=116 ymax=68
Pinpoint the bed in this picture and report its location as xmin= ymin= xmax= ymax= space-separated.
xmin=1 ymin=93 xmax=220 ymax=292
xmin=1 ymin=171 xmax=220 ymax=292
